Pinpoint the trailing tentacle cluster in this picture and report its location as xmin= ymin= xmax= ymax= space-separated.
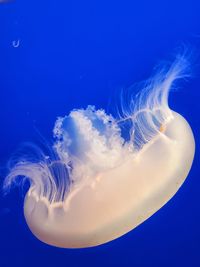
xmin=3 ymin=54 xmax=190 ymax=203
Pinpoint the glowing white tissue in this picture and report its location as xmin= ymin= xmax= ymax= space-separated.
xmin=4 ymin=55 xmax=195 ymax=248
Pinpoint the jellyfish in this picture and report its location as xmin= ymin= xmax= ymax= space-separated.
xmin=3 ymin=54 xmax=195 ymax=248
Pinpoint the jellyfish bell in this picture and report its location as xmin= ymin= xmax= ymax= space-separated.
xmin=4 ymin=55 xmax=195 ymax=248
xmin=23 ymin=111 xmax=194 ymax=248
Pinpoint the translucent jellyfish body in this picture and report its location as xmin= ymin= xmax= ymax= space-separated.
xmin=4 ymin=55 xmax=195 ymax=248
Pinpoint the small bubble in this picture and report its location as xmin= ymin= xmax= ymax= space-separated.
xmin=12 ymin=39 xmax=20 ymax=48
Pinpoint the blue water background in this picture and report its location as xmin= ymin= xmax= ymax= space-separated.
xmin=0 ymin=1 xmax=200 ymax=266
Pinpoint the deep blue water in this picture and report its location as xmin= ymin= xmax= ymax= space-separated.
xmin=0 ymin=1 xmax=200 ymax=266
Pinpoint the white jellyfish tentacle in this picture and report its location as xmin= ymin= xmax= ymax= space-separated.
xmin=3 ymin=144 xmax=71 ymax=203
xmin=117 ymin=54 xmax=190 ymax=149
